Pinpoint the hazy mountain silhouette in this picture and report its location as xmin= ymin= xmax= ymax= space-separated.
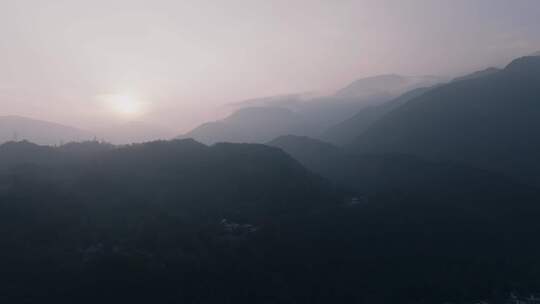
xmin=181 ymin=107 xmax=318 ymax=144
xmin=335 ymin=74 xmax=444 ymax=98
xmin=0 ymin=115 xmax=93 ymax=145
xmin=351 ymin=55 xmax=540 ymax=186
xmin=268 ymin=135 xmax=528 ymax=194
xmin=228 ymin=93 xmax=307 ymax=108
xmin=267 ymin=135 xmax=350 ymax=183
xmin=98 ymin=121 xmax=176 ymax=144
xmin=320 ymin=68 xmax=511 ymax=146
xmin=320 ymin=87 xmax=434 ymax=145
xmin=184 ymin=75 xmax=446 ymax=145
xmin=451 ymin=67 xmax=501 ymax=82
xmin=240 ymin=74 xmax=446 ymax=123
xmin=231 ymin=91 xmax=393 ymax=123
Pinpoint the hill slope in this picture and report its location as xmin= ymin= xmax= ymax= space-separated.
xmin=184 ymin=74 xmax=446 ymax=145
xmin=335 ymin=74 xmax=443 ymax=98
xmin=269 ymin=135 xmax=529 ymax=195
xmin=351 ymin=55 xmax=540 ymax=186
xmin=320 ymin=87 xmax=433 ymax=145
xmin=0 ymin=139 xmax=335 ymax=218
xmin=3 ymin=137 xmax=540 ymax=302
xmin=0 ymin=116 xmax=92 ymax=145
xmin=181 ymin=107 xmax=318 ymax=144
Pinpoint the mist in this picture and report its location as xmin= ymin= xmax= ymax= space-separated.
xmin=1 ymin=0 xmax=539 ymax=137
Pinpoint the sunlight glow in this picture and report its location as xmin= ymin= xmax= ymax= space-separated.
xmin=100 ymin=93 xmax=146 ymax=118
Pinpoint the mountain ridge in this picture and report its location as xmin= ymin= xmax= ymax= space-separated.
xmin=0 ymin=115 xmax=93 ymax=145
xmin=180 ymin=107 xmax=318 ymax=144
xmin=350 ymin=55 xmax=540 ymax=186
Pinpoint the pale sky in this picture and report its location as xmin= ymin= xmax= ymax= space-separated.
xmin=1 ymin=0 xmax=539 ymax=132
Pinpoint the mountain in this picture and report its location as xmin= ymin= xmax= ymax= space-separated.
xmin=268 ymin=135 xmax=540 ymax=304
xmin=321 ymin=68 xmax=512 ymax=146
xmin=98 ymin=121 xmax=176 ymax=144
xmin=4 ymin=138 xmax=540 ymax=303
xmin=238 ymin=75 xmax=446 ymax=125
xmin=267 ymin=135 xmax=350 ymax=185
xmin=181 ymin=107 xmax=318 ymax=144
xmin=268 ymin=135 xmax=527 ymax=195
xmin=335 ymin=74 xmax=444 ymax=98
xmin=0 ymin=139 xmax=335 ymax=218
xmin=228 ymin=93 xmax=307 ymax=108
xmin=320 ymin=87 xmax=433 ymax=145
xmin=0 ymin=115 xmax=93 ymax=145
xmin=451 ymin=67 xmax=501 ymax=82
xmin=182 ymin=74 xmax=446 ymax=145
xmin=351 ymin=55 xmax=540 ymax=186
xmin=0 ymin=138 xmax=340 ymax=301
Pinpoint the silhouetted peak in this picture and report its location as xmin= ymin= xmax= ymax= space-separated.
xmin=0 ymin=115 xmax=92 ymax=145
xmin=0 ymin=115 xmax=86 ymax=130
xmin=228 ymin=94 xmax=304 ymax=108
xmin=225 ymin=107 xmax=297 ymax=122
xmin=337 ymin=74 xmax=407 ymax=94
xmin=452 ymin=67 xmax=501 ymax=82
xmin=347 ymin=74 xmax=406 ymax=85
xmin=504 ymin=55 xmax=540 ymax=74
xmin=336 ymin=74 xmax=445 ymax=98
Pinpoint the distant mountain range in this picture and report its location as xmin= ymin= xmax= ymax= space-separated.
xmin=335 ymin=74 xmax=443 ymax=98
xmin=268 ymin=135 xmax=529 ymax=195
xmin=0 ymin=116 xmax=176 ymax=145
xmin=182 ymin=74 xmax=446 ymax=144
xmin=450 ymin=67 xmax=501 ymax=82
xmin=0 ymin=116 xmax=93 ymax=145
xmin=320 ymin=87 xmax=434 ymax=145
xmin=181 ymin=107 xmax=317 ymax=144
xmin=350 ymin=55 xmax=540 ymax=186
xmin=319 ymin=67 xmax=518 ymax=146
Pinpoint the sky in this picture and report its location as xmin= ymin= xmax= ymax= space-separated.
xmin=1 ymin=0 xmax=539 ymax=133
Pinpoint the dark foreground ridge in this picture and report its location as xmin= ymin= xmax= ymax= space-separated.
xmin=2 ymin=138 xmax=540 ymax=303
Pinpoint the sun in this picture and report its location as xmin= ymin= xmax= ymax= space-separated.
xmin=100 ymin=93 xmax=146 ymax=118
xmin=111 ymin=94 xmax=142 ymax=116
